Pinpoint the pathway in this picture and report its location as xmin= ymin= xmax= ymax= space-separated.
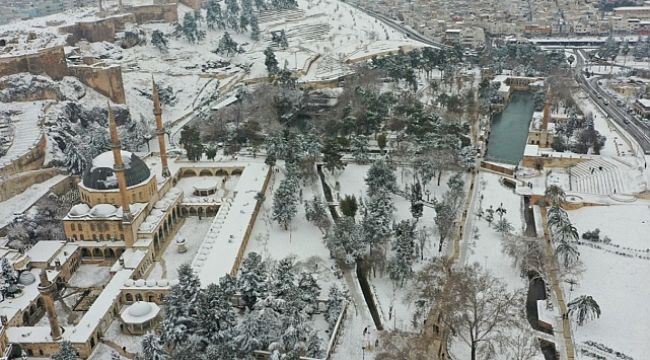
xmin=540 ymin=207 xmax=576 ymax=360
xmin=101 ymin=339 xmax=136 ymax=359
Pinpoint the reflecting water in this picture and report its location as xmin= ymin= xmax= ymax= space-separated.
xmin=485 ymin=92 xmax=535 ymax=165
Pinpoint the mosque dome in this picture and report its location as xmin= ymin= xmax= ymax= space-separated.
xmin=82 ymin=151 xmax=151 ymax=190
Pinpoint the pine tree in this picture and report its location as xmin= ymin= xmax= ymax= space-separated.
xmin=485 ymin=205 xmax=494 ymax=225
xmin=233 ymin=310 xmax=265 ymax=353
xmin=351 ymin=135 xmax=370 ymax=164
xmin=297 ymin=272 xmax=321 ymax=314
xmin=206 ymin=0 xmax=225 ymax=30
xmin=326 ymin=216 xmax=365 ymax=265
xmin=225 ymin=0 xmax=240 ymax=31
xmin=237 ymin=252 xmax=268 ymax=309
xmin=215 ymin=32 xmax=240 ymax=57
xmin=250 ymin=15 xmax=260 ymax=41
xmin=111 ymin=352 xmax=123 ymax=360
xmin=325 ymin=285 xmax=345 ymax=331
xmin=141 ymin=335 xmax=167 ymax=360
xmin=410 ymin=182 xmax=424 ymax=222
xmin=304 ymin=196 xmax=331 ymax=233
xmin=365 ymin=159 xmax=397 ymax=197
xmin=270 ymin=257 xmax=296 ymax=299
xmin=494 ymin=217 xmax=514 ymax=237
xmin=322 ymin=138 xmax=346 ymax=173
xmin=264 ymin=46 xmax=279 ymax=75
xmin=162 ymin=264 xmax=201 ymax=348
xmin=362 ymin=189 xmax=394 ymax=253
xmin=339 ymin=195 xmax=358 ymax=218
xmin=179 ymin=125 xmax=203 ymax=161
xmin=254 ymin=0 xmax=266 ymax=10
xmin=272 ymin=177 xmax=299 ymax=230
xmin=151 ymin=30 xmax=168 ymax=51
xmin=388 ymin=220 xmax=416 ymax=286
xmin=52 ymin=341 xmax=79 ymax=360
xmin=434 ymin=197 xmax=456 ymax=252
xmin=0 ymin=258 xmax=17 ymax=286
xmin=195 ymin=282 xmax=237 ymax=346
xmin=177 ymin=12 xmax=205 ymax=43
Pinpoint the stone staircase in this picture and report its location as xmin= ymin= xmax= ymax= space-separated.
xmin=570 ymin=157 xmax=637 ymax=195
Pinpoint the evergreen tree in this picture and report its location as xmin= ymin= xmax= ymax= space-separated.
xmin=233 ymin=310 xmax=265 ymax=353
xmin=325 ymin=285 xmax=345 ymax=331
xmin=250 ymin=15 xmax=260 ymax=41
xmin=297 ymin=272 xmax=321 ymax=314
xmin=53 ymin=341 xmax=79 ymax=360
xmin=272 ymin=177 xmax=299 ymax=230
xmin=177 ymin=12 xmax=205 ymax=43
xmin=365 ymin=159 xmax=397 ymax=197
xmin=351 ymin=135 xmax=370 ymax=164
xmin=270 ymin=257 xmax=296 ymax=299
xmin=162 ymin=264 xmax=201 ymax=348
xmin=254 ymin=0 xmax=266 ymax=10
xmin=1 ymin=258 xmax=17 ymax=285
xmin=362 ymin=189 xmax=394 ymax=254
xmin=237 ymin=252 xmax=268 ymax=309
xmin=304 ymin=196 xmax=331 ymax=233
xmin=225 ymin=0 xmax=240 ymax=31
xmin=278 ymin=29 xmax=289 ymax=48
xmin=206 ymin=0 xmax=225 ymax=30
xmin=339 ymin=195 xmax=358 ymax=218
xmin=264 ymin=46 xmax=279 ymax=75
xmin=215 ymin=32 xmax=240 ymax=57
xmin=434 ymin=196 xmax=456 ymax=252
xmin=326 ymin=216 xmax=365 ymax=265
xmin=195 ymin=282 xmax=237 ymax=347
xmin=111 ymin=352 xmax=123 ymax=360
xmin=322 ymin=138 xmax=345 ymax=173
xmin=388 ymin=220 xmax=416 ymax=286
xmin=141 ymin=335 xmax=167 ymax=360
xmin=179 ymin=125 xmax=204 ymax=161
xmin=410 ymin=182 xmax=424 ymax=222
xmin=485 ymin=205 xmax=494 ymax=225
xmin=151 ymin=30 xmax=168 ymax=51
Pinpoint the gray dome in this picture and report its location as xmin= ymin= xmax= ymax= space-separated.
xmin=82 ymin=151 xmax=151 ymax=190
xmin=18 ymin=272 xmax=36 ymax=285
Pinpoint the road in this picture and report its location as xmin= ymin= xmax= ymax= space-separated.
xmin=340 ymin=0 xmax=449 ymax=49
xmin=574 ymin=50 xmax=650 ymax=154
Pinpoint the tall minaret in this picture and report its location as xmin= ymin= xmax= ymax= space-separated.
xmin=542 ymin=88 xmax=552 ymax=132
xmin=38 ymin=269 xmax=62 ymax=341
xmin=152 ymin=77 xmax=171 ymax=178
xmin=108 ymin=103 xmax=133 ymax=221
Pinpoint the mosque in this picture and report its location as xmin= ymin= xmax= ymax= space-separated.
xmin=0 ymin=80 xmax=271 ymax=358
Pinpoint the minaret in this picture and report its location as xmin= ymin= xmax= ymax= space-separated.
xmin=108 ymin=103 xmax=133 ymax=221
xmin=38 ymin=269 xmax=62 ymax=341
xmin=152 ymin=77 xmax=171 ymax=178
xmin=542 ymin=88 xmax=552 ymax=131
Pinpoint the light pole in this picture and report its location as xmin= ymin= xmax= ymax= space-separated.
xmin=425 ymin=189 xmax=431 ymax=202
xmin=362 ymin=346 xmax=365 ymax=360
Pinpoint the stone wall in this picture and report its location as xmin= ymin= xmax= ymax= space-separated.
xmin=130 ymin=3 xmax=178 ymax=24
xmin=178 ymin=0 xmax=202 ymax=10
xmin=59 ymin=14 xmax=134 ymax=44
xmin=0 ymin=46 xmax=68 ymax=80
xmin=68 ymin=64 xmax=126 ymax=104
xmin=0 ymin=168 xmax=61 ymax=202
xmin=0 ymin=133 xmax=47 ymax=178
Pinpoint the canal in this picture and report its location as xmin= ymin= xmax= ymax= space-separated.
xmin=485 ymin=92 xmax=536 ymax=165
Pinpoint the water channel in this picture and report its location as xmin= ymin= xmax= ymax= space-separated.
xmin=485 ymin=92 xmax=536 ymax=165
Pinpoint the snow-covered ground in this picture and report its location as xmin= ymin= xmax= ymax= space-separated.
xmin=566 ymin=205 xmax=650 ymax=360
xmin=0 ymin=174 xmax=68 ymax=229
xmin=68 ymin=265 xmax=112 ymax=288
xmin=147 ymin=217 xmax=213 ymax=280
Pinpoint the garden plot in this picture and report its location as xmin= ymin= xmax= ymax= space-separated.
xmin=566 ymin=205 xmax=650 ymax=360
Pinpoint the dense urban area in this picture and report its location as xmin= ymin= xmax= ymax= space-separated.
xmin=0 ymin=0 xmax=649 ymax=359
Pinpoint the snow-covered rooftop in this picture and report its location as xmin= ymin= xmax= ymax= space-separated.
xmin=192 ymin=163 xmax=269 ymax=284
xmin=25 ymin=240 xmax=66 ymax=264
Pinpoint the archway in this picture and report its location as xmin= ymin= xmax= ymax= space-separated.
xmin=231 ymin=168 xmax=243 ymax=176
xmin=199 ymin=169 xmax=213 ymax=176
xmin=215 ymin=169 xmax=227 ymax=176
xmin=182 ymin=169 xmax=197 ymax=177
xmin=92 ymin=248 xmax=103 ymax=258
xmin=81 ymin=248 xmax=90 ymax=258
xmin=125 ymin=293 xmax=133 ymax=303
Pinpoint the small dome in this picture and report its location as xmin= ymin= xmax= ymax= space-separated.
xmin=128 ymin=302 xmax=152 ymax=317
xmin=18 ymin=272 xmax=36 ymax=285
xmin=90 ymin=204 xmax=117 ymax=217
xmin=124 ymin=279 xmax=135 ymax=287
xmin=135 ymin=279 xmax=146 ymax=287
xmin=69 ymin=204 xmax=90 ymax=217
xmin=82 ymin=151 xmax=151 ymax=190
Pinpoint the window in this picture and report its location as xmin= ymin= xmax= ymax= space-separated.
xmin=90 ymin=223 xmax=96 ymax=231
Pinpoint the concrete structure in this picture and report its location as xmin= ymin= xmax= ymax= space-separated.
xmin=634 ymin=98 xmax=650 ymax=119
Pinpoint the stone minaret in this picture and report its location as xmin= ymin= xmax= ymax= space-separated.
xmin=542 ymin=88 xmax=552 ymax=131
xmin=37 ymin=269 xmax=62 ymax=341
xmin=152 ymin=77 xmax=171 ymax=178
xmin=108 ymin=103 xmax=132 ymax=222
